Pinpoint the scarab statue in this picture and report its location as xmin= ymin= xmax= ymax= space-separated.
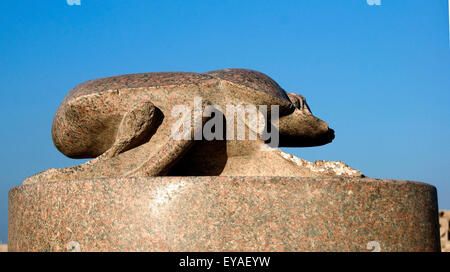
xmin=24 ymin=68 xmax=361 ymax=184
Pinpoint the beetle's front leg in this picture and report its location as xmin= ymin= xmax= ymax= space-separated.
xmin=101 ymin=99 xmax=159 ymax=159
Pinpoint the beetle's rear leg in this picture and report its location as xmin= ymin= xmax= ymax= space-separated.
xmin=101 ymin=100 xmax=159 ymax=159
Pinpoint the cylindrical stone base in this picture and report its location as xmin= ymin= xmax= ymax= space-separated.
xmin=8 ymin=176 xmax=440 ymax=252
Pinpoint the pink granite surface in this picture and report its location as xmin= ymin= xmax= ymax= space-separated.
xmin=24 ymin=69 xmax=335 ymax=184
xmin=8 ymin=176 xmax=440 ymax=252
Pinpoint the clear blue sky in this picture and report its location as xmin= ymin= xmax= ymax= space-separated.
xmin=0 ymin=0 xmax=449 ymax=243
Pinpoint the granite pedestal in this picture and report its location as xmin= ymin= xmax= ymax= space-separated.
xmin=8 ymin=176 xmax=440 ymax=252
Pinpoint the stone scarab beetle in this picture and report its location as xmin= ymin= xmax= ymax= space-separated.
xmin=25 ymin=69 xmax=336 ymax=184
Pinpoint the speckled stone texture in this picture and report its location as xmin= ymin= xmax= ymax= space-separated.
xmin=23 ymin=69 xmax=336 ymax=184
xmin=8 ymin=176 xmax=440 ymax=252
xmin=439 ymin=210 xmax=450 ymax=252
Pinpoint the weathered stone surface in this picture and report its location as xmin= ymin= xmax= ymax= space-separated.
xmin=9 ymin=176 xmax=439 ymax=252
xmin=278 ymin=150 xmax=362 ymax=177
xmin=10 ymin=68 xmax=440 ymax=252
xmin=440 ymin=210 xmax=450 ymax=252
xmin=23 ymin=69 xmax=338 ymax=184
xmin=0 ymin=244 xmax=7 ymax=252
